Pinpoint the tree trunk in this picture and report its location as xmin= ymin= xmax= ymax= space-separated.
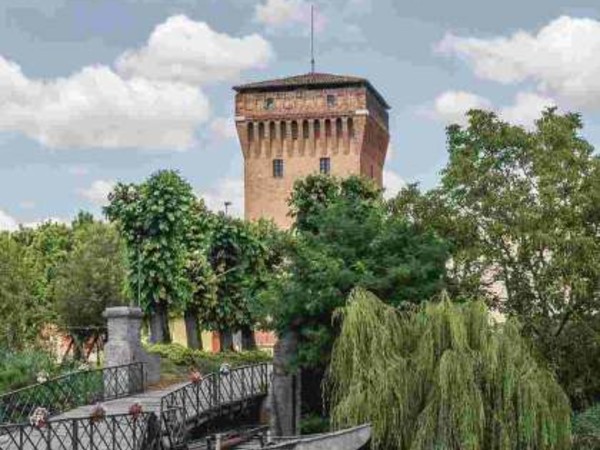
xmin=241 ymin=326 xmax=256 ymax=350
xmin=219 ymin=329 xmax=234 ymax=352
xmin=184 ymin=309 xmax=202 ymax=350
xmin=270 ymin=331 xmax=301 ymax=437
xmin=149 ymin=303 xmax=171 ymax=344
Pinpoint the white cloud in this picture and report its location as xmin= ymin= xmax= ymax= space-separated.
xmin=383 ymin=170 xmax=406 ymax=200
xmin=199 ymin=177 xmax=244 ymax=218
xmin=210 ymin=117 xmax=237 ymax=140
xmin=0 ymin=57 xmax=210 ymax=150
xmin=116 ymin=15 xmax=273 ymax=85
xmin=79 ymin=179 xmax=116 ymax=206
xmin=255 ymin=0 xmax=326 ymax=31
xmin=0 ymin=210 xmax=18 ymax=232
xmin=426 ymin=90 xmax=556 ymax=129
xmin=0 ymin=15 xmax=275 ymax=150
xmin=499 ymin=92 xmax=557 ymax=129
xmin=256 ymin=0 xmax=304 ymax=26
xmin=428 ymin=90 xmax=492 ymax=126
xmin=436 ymin=16 xmax=600 ymax=109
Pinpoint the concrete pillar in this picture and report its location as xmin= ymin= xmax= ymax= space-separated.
xmin=270 ymin=332 xmax=301 ymax=437
xmin=103 ymin=307 xmax=161 ymax=392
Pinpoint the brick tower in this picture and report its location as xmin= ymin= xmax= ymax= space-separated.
xmin=234 ymin=72 xmax=390 ymax=229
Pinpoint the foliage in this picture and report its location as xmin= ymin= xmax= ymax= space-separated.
xmin=300 ymin=414 xmax=330 ymax=435
xmin=0 ymin=234 xmax=45 ymax=349
xmin=105 ymin=170 xmax=196 ymax=342
xmin=0 ymin=349 xmax=59 ymax=392
xmin=391 ymin=109 xmax=600 ymax=408
xmin=146 ymin=343 xmax=272 ymax=374
xmin=328 ymin=289 xmax=572 ymax=450
xmin=52 ymin=221 xmax=128 ymax=331
xmin=573 ymin=404 xmax=600 ymax=449
xmin=264 ymin=174 xmax=448 ymax=367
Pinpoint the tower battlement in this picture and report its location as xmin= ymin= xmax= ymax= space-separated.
xmin=234 ymin=72 xmax=390 ymax=228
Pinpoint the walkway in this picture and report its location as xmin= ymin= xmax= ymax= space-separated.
xmin=0 ymin=363 xmax=271 ymax=450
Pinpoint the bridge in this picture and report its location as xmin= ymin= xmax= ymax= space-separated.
xmin=0 ymin=362 xmax=272 ymax=450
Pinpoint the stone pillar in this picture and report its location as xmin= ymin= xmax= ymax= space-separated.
xmin=103 ymin=307 xmax=161 ymax=394
xmin=270 ymin=332 xmax=301 ymax=437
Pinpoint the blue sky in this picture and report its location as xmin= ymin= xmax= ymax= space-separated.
xmin=2 ymin=0 xmax=600 ymax=228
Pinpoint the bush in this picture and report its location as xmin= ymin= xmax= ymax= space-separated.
xmin=0 ymin=349 xmax=58 ymax=392
xmin=146 ymin=343 xmax=272 ymax=374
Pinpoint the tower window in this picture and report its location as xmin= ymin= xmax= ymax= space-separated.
xmin=320 ymin=157 xmax=331 ymax=175
xmin=273 ymin=159 xmax=284 ymax=178
xmin=292 ymin=121 xmax=299 ymax=140
xmin=264 ymin=98 xmax=275 ymax=110
xmin=327 ymin=94 xmax=337 ymax=107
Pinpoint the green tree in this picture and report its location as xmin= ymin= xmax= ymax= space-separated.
xmin=392 ymin=109 xmax=600 ymax=408
xmin=52 ymin=221 xmax=127 ymax=359
xmin=0 ymin=234 xmax=44 ymax=349
xmin=105 ymin=170 xmax=196 ymax=343
xmin=328 ymin=289 xmax=571 ymax=450
xmin=200 ymin=213 xmax=257 ymax=350
xmin=265 ymin=174 xmax=448 ymax=368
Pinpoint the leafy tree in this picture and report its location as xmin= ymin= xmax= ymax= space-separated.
xmin=0 ymin=234 xmax=44 ymax=349
xmin=52 ymin=221 xmax=127 ymax=359
xmin=181 ymin=199 xmax=216 ymax=350
xmin=328 ymin=289 xmax=571 ymax=450
xmin=200 ymin=213 xmax=256 ymax=350
xmin=265 ymin=175 xmax=448 ymax=368
xmin=392 ymin=109 xmax=600 ymax=408
xmin=105 ymin=170 xmax=195 ymax=343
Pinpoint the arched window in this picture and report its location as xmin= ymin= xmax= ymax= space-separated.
xmin=248 ymin=123 xmax=254 ymax=142
xmin=269 ymin=121 xmax=276 ymax=141
xmin=258 ymin=122 xmax=265 ymax=140
xmin=303 ymin=120 xmax=310 ymax=139
xmin=292 ymin=121 xmax=299 ymax=140
xmin=348 ymin=118 xmax=355 ymax=139
xmin=281 ymin=122 xmax=287 ymax=140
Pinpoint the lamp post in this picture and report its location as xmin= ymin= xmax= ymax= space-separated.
xmin=224 ymin=201 xmax=232 ymax=216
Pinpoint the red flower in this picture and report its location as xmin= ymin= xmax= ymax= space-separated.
xmin=189 ymin=370 xmax=203 ymax=384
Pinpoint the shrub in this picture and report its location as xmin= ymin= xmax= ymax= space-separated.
xmin=146 ymin=343 xmax=271 ymax=374
xmin=573 ymin=404 xmax=600 ymax=449
xmin=0 ymin=349 xmax=58 ymax=392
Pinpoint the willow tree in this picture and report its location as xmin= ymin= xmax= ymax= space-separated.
xmin=328 ymin=289 xmax=571 ymax=450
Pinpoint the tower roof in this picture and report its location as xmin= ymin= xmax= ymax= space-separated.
xmin=233 ymin=72 xmax=390 ymax=109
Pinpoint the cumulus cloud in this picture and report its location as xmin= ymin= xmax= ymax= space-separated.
xmin=116 ymin=15 xmax=273 ymax=85
xmin=210 ymin=117 xmax=238 ymax=140
xmin=0 ymin=210 xmax=18 ymax=232
xmin=426 ymin=89 xmax=556 ymax=129
xmin=199 ymin=177 xmax=244 ymax=218
xmin=255 ymin=0 xmax=326 ymax=31
xmin=79 ymin=179 xmax=116 ymax=206
xmin=427 ymin=90 xmax=493 ymax=126
xmin=0 ymin=15 xmax=274 ymax=150
xmin=0 ymin=59 xmax=210 ymax=150
xmin=499 ymin=92 xmax=557 ymax=128
xmin=436 ymin=16 xmax=600 ymax=109
xmin=383 ymin=170 xmax=406 ymax=200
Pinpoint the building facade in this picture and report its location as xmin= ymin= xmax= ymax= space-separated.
xmin=234 ymin=72 xmax=390 ymax=229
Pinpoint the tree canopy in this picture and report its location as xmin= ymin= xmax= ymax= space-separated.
xmin=391 ymin=109 xmax=600 ymax=408
xmin=264 ymin=174 xmax=448 ymax=367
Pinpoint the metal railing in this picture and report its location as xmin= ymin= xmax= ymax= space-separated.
xmin=0 ymin=363 xmax=145 ymax=425
xmin=0 ymin=412 xmax=160 ymax=450
xmin=160 ymin=363 xmax=270 ymax=428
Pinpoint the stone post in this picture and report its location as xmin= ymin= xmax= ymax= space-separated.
xmin=103 ymin=307 xmax=161 ymax=396
xmin=269 ymin=332 xmax=301 ymax=437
